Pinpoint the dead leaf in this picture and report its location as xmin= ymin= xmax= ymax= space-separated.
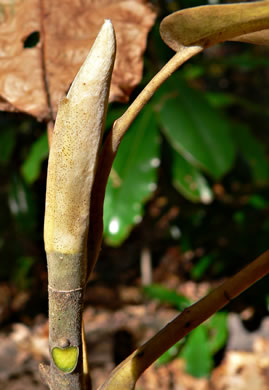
xmin=137 ymin=359 xmax=208 ymax=390
xmin=0 ymin=0 xmax=156 ymax=121
xmin=137 ymin=337 xmax=269 ymax=390
xmin=160 ymin=1 xmax=269 ymax=52
xmin=211 ymin=337 xmax=269 ymax=390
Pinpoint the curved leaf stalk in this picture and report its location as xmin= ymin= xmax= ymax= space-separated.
xmin=98 ymin=250 xmax=269 ymax=390
xmin=41 ymin=20 xmax=116 ymax=390
xmin=88 ymin=0 xmax=269 ymax=280
xmin=87 ymin=45 xmax=203 ymax=278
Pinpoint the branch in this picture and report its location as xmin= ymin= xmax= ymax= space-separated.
xmin=98 ymin=249 xmax=269 ymax=390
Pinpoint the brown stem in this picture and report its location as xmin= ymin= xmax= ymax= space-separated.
xmin=111 ymin=45 xmax=202 ymax=151
xmin=99 ymin=249 xmax=269 ymax=390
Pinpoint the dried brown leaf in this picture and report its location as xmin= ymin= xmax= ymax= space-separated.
xmin=160 ymin=1 xmax=269 ymax=52
xmin=211 ymin=337 xmax=269 ymax=390
xmin=0 ymin=0 xmax=156 ymax=120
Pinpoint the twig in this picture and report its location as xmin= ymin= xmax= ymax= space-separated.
xmin=99 ymin=249 xmax=269 ymax=390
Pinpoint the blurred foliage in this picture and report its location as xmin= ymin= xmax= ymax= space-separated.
xmin=0 ymin=0 xmax=268 ymax=333
xmin=104 ymin=105 xmax=160 ymax=246
xmin=0 ymin=1 xmax=267 ymax=383
xmin=143 ymin=284 xmax=228 ymax=377
xmin=0 ymin=113 xmax=46 ymax=285
xmin=21 ymin=132 xmax=48 ymax=184
xmin=104 ymin=38 xmax=269 ymax=244
xmin=103 ymin=0 xmax=269 ymax=249
xmin=143 ymin=284 xmax=191 ymax=310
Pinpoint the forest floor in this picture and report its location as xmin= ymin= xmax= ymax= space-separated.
xmin=0 ymin=243 xmax=269 ymax=390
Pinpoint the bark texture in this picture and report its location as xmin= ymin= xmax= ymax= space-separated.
xmin=42 ymin=21 xmax=116 ymax=390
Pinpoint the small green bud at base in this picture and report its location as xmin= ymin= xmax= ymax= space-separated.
xmin=52 ymin=346 xmax=79 ymax=373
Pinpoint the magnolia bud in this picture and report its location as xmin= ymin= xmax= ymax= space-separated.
xmin=44 ymin=20 xmax=116 ymax=254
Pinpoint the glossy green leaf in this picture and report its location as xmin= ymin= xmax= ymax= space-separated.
xmin=103 ymin=105 xmax=160 ymax=246
xmin=207 ymin=312 xmax=228 ymax=355
xmin=155 ymin=75 xmax=235 ymax=179
xmin=143 ymin=284 xmax=191 ymax=310
xmin=21 ymin=132 xmax=49 ymax=184
xmin=233 ymin=124 xmax=269 ymax=183
xmin=181 ymin=324 xmax=213 ymax=377
xmin=0 ymin=127 xmax=16 ymax=165
xmin=171 ymin=149 xmax=213 ymax=204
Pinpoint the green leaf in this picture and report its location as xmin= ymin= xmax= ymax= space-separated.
xmin=143 ymin=284 xmax=191 ymax=310
xmin=12 ymin=256 xmax=34 ymax=289
xmin=222 ymin=52 xmax=269 ymax=70
xmin=182 ymin=63 xmax=205 ymax=80
xmin=181 ymin=325 xmax=213 ymax=377
xmin=205 ymin=92 xmax=235 ymax=108
xmin=233 ymin=124 xmax=269 ymax=184
xmin=155 ymin=75 xmax=235 ymax=179
xmin=207 ymin=312 xmax=228 ymax=355
xmin=0 ymin=127 xmax=16 ymax=165
xmin=21 ymin=132 xmax=49 ymax=184
xmin=171 ymin=149 xmax=213 ymax=204
xmin=191 ymin=254 xmax=216 ymax=280
xmin=248 ymin=194 xmax=268 ymax=209
xmin=233 ymin=211 xmax=245 ymax=225
xmin=157 ymin=340 xmax=183 ymax=366
xmin=105 ymin=105 xmax=126 ymax=131
xmin=103 ymin=105 xmax=160 ymax=246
